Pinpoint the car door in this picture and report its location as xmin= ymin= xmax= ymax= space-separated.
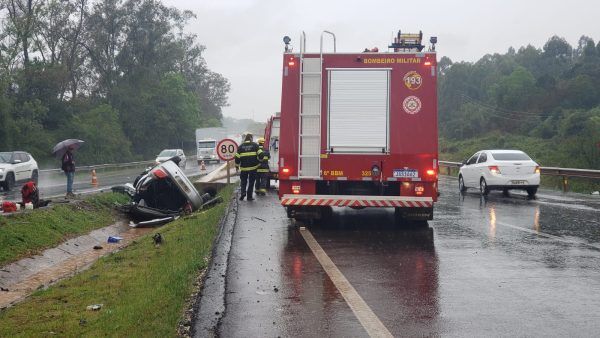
xmin=462 ymin=152 xmax=480 ymax=187
xmin=474 ymin=152 xmax=488 ymax=182
xmin=13 ymin=153 xmax=28 ymax=181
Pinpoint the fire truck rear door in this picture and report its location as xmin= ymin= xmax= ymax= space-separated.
xmin=328 ymin=69 xmax=390 ymax=153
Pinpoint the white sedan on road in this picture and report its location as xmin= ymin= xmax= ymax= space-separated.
xmin=458 ymin=150 xmax=540 ymax=197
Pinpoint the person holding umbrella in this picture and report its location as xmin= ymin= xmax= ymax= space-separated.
xmin=62 ymin=147 xmax=76 ymax=198
xmin=52 ymin=139 xmax=84 ymax=198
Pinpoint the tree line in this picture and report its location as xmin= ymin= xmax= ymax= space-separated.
xmin=0 ymin=0 xmax=229 ymax=165
xmin=439 ymin=35 xmax=600 ymax=169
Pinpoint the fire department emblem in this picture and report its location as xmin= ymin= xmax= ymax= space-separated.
xmin=403 ymin=96 xmax=422 ymax=114
xmin=403 ymin=71 xmax=422 ymax=90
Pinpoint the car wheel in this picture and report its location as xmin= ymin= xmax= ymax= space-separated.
xmin=31 ymin=170 xmax=39 ymax=184
xmin=502 ymin=188 xmax=509 ymax=197
xmin=527 ymin=187 xmax=537 ymax=198
xmin=3 ymin=173 xmax=15 ymax=191
xmin=479 ymin=178 xmax=489 ymax=196
xmin=458 ymin=175 xmax=467 ymax=192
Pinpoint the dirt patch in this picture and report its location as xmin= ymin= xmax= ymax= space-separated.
xmin=0 ymin=221 xmax=152 ymax=309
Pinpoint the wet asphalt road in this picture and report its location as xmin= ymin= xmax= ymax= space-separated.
xmin=217 ymin=176 xmax=600 ymax=337
xmin=0 ymin=162 xmax=216 ymax=201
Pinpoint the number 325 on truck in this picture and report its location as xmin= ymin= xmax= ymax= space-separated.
xmin=277 ymin=30 xmax=439 ymax=222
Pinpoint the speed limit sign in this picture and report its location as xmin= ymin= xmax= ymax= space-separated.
xmin=217 ymin=138 xmax=238 ymax=161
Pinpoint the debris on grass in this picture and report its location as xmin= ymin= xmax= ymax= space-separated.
xmin=85 ymin=304 xmax=103 ymax=311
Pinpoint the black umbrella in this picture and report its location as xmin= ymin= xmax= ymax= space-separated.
xmin=52 ymin=139 xmax=84 ymax=159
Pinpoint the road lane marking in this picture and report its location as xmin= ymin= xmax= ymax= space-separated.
xmin=299 ymin=228 xmax=393 ymax=338
xmin=496 ymin=221 xmax=600 ymax=250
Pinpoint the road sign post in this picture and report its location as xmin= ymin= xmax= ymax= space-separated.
xmin=216 ymin=138 xmax=238 ymax=184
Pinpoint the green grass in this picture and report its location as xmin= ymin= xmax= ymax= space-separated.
xmin=0 ymin=193 xmax=130 ymax=266
xmin=0 ymin=185 xmax=233 ymax=337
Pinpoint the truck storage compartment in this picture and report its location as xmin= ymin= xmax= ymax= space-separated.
xmin=328 ymin=69 xmax=389 ymax=153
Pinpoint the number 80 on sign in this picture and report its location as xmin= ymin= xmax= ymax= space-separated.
xmin=216 ymin=139 xmax=238 ymax=161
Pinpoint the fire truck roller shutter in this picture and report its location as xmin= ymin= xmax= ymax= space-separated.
xmin=328 ymin=69 xmax=390 ymax=153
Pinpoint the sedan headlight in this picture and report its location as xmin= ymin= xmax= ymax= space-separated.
xmin=0 ymin=168 xmax=4 ymax=174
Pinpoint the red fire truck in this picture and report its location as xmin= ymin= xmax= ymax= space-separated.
xmin=278 ymin=30 xmax=439 ymax=222
xmin=263 ymin=113 xmax=281 ymax=183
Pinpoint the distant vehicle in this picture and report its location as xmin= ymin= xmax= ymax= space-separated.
xmin=0 ymin=151 xmax=39 ymax=191
xmin=263 ymin=113 xmax=280 ymax=184
xmin=278 ymin=30 xmax=439 ymax=222
xmin=195 ymin=127 xmax=229 ymax=164
xmin=458 ymin=150 xmax=540 ymax=197
xmin=197 ymin=139 xmax=219 ymax=164
xmin=156 ymin=149 xmax=186 ymax=168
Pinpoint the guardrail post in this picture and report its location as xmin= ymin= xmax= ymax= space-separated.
xmin=562 ymin=175 xmax=568 ymax=192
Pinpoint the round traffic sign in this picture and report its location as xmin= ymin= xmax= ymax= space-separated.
xmin=216 ymin=138 xmax=238 ymax=161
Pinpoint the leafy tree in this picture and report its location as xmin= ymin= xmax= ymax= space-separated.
xmin=69 ymin=104 xmax=132 ymax=163
xmin=0 ymin=0 xmax=229 ymax=164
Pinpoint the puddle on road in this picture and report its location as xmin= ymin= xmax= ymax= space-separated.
xmin=0 ymin=220 xmax=153 ymax=309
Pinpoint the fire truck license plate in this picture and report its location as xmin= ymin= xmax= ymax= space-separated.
xmin=393 ymin=169 xmax=418 ymax=178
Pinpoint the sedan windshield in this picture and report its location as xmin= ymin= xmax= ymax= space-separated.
xmin=158 ymin=150 xmax=177 ymax=157
xmin=491 ymin=152 xmax=531 ymax=161
xmin=0 ymin=152 xmax=11 ymax=163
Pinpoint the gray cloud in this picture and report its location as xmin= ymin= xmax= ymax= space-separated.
xmin=164 ymin=0 xmax=600 ymax=122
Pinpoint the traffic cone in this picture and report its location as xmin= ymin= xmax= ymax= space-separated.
xmin=200 ymin=161 xmax=206 ymax=171
xmin=91 ymin=169 xmax=98 ymax=187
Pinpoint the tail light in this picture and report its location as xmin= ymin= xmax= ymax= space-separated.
xmin=415 ymin=183 xmax=425 ymax=195
xmin=534 ymin=166 xmax=541 ymax=174
xmin=426 ymin=169 xmax=436 ymax=176
xmin=292 ymin=185 xmax=301 ymax=194
xmin=488 ymin=165 xmax=501 ymax=175
xmin=288 ymin=57 xmax=296 ymax=67
xmin=152 ymin=168 xmax=168 ymax=179
xmin=281 ymin=167 xmax=292 ymax=176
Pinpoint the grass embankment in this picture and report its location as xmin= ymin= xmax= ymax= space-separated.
xmin=440 ymin=133 xmax=600 ymax=193
xmin=0 ymin=193 xmax=130 ymax=266
xmin=0 ymin=185 xmax=233 ymax=337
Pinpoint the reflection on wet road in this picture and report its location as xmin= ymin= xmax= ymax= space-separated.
xmin=220 ymin=176 xmax=600 ymax=336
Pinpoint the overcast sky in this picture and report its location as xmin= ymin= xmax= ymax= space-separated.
xmin=165 ymin=0 xmax=600 ymax=122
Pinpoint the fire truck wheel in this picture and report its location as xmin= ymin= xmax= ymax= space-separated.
xmin=394 ymin=207 xmax=404 ymax=224
xmin=286 ymin=207 xmax=293 ymax=219
xmin=321 ymin=206 xmax=333 ymax=221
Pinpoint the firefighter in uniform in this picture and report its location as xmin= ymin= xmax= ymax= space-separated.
xmin=255 ymin=138 xmax=270 ymax=196
xmin=234 ymin=133 xmax=263 ymax=201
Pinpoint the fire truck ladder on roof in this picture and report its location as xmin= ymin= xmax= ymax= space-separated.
xmin=297 ymin=31 xmax=336 ymax=179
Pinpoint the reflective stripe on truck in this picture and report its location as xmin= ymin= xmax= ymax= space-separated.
xmin=281 ymin=194 xmax=433 ymax=208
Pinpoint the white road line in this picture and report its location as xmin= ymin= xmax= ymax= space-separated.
xmin=496 ymin=221 xmax=600 ymax=250
xmin=299 ymin=228 xmax=393 ymax=338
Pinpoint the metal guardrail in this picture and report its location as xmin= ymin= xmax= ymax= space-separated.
xmin=438 ymin=161 xmax=600 ymax=192
xmin=39 ymin=155 xmax=199 ymax=174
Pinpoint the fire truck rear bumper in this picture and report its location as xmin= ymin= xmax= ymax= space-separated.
xmin=281 ymin=194 xmax=433 ymax=208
